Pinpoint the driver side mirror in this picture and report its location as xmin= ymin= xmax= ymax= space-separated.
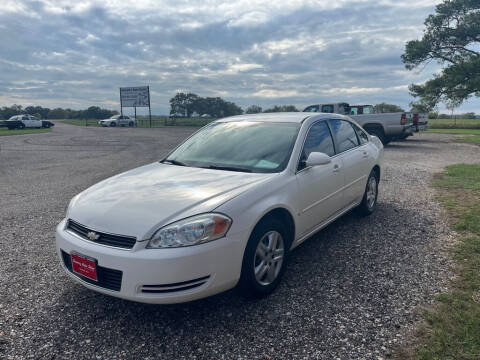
xmin=306 ymin=152 xmax=331 ymax=167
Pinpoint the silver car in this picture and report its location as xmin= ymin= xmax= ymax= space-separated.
xmin=98 ymin=115 xmax=137 ymax=127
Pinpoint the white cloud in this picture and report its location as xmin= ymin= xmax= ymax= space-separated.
xmin=0 ymin=0 xmax=478 ymax=114
xmin=253 ymin=89 xmax=299 ymax=98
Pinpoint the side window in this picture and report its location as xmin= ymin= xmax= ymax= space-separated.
xmin=363 ymin=106 xmax=373 ymax=114
xmin=352 ymin=123 xmax=369 ymax=144
xmin=22 ymin=115 xmax=29 ymax=120
xmin=328 ymin=119 xmax=359 ymax=153
xmin=321 ymin=105 xmax=334 ymax=113
xmin=299 ymin=121 xmax=335 ymax=170
xmin=303 ymin=105 xmax=319 ymax=112
xmin=350 ymin=107 xmax=358 ymax=115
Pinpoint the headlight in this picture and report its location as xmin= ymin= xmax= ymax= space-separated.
xmin=147 ymin=213 xmax=232 ymax=249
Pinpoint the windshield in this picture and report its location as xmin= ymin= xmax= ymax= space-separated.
xmin=164 ymin=121 xmax=300 ymax=173
xmin=110 ymin=115 xmax=120 ymax=119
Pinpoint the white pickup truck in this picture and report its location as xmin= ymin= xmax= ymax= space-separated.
xmin=303 ymin=103 xmax=428 ymax=144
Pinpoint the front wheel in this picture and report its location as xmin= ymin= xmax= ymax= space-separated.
xmin=110 ymin=122 xmax=117 ymax=127
xmin=128 ymin=121 xmax=134 ymax=127
xmin=18 ymin=123 xmax=25 ymax=129
xmin=239 ymin=218 xmax=289 ymax=298
xmin=357 ymin=171 xmax=379 ymax=216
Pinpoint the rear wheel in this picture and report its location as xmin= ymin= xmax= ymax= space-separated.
xmin=357 ymin=170 xmax=379 ymax=216
xmin=18 ymin=123 xmax=25 ymax=129
xmin=239 ymin=218 xmax=289 ymax=298
xmin=366 ymin=127 xmax=389 ymax=145
xmin=129 ymin=121 xmax=134 ymax=127
xmin=110 ymin=122 xmax=116 ymax=127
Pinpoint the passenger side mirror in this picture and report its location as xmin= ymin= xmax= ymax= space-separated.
xmin=305 ymin=152 xmax=331 ymax=167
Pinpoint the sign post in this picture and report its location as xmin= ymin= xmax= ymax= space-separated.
xmin=119 ymin=86 xmax=151 ymax=127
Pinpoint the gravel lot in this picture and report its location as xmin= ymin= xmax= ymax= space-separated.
xmin=1 ymin=123 xmax=479 ymax=360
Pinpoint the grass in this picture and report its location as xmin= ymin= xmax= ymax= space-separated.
xmin=429 ymin=118 xmax=480 ymax=129
xmin=413 ymin=164 xmax=480 ymax=359
xmin=426 ymin=128 xmax=480 ymax=146
xmin=426 ymin=128 xmax=480 ymax=135
xmin=59 ymin=117 xmax=215 ymax=128
xmin=0 ymin=127 xmax=52 ymax=136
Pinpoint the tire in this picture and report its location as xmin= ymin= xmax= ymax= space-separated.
xmin=129 ymin=121 xmax=134 ymax=127
xmin=110 ymin=122 xmax=116 ymax=127
xmin=239 ymin=217 xmax=290 ymax=298
xmin=366 ymin=127 xmax=388 ymax=145
xmin=18 ymin=123 xmax=25 ymax=129
xmin=357 ymin=170 xmax=379 ymax=216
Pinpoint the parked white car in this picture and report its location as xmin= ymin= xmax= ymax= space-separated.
xmin=98 ymin=115 xmax=136 ymax=127
xmin=7 ymin=114 xmax=43 ymax=129
xmin=56 ymin=112 xmax=383 ymax=304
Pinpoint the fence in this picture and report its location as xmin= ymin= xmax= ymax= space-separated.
xmin=58 ymin=116 xmax=216 ymax=128
xmin=429 ymin=118 xmax=480 ymax=129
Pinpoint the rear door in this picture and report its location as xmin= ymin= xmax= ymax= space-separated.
xmin=295 ymin=120 xmax=344 ymax=236
xmin=328 ymin=119 xmax=370 ymax=207
xmin=30 ymin=116 xmax=42 ymax=127
xmin=22 ymin=115 xmax=32 ymax=127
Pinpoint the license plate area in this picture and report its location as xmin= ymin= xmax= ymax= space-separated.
xmin=71 ymin=252 xmax=98 ymax=281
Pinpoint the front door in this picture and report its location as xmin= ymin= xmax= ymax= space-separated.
xmin=328 ymin=119 xmax=370 ymax=207
xmin=295 ymin=120 xmax=344 ymax=237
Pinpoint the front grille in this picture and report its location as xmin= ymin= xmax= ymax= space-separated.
xmin=61 ymin=250 xmax=123 ymax=291
xmin=141 ymin=275 xmax=210 ymax=294
xmin=66 ymin=219 xmax=136 ymax=249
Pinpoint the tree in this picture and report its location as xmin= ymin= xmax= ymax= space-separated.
xmin=169 ymin=93 xmax=243 ymax=118
xmin=263 ymin=105 xmax=299 ymax=113
xmin=169 ymin=92 xmax=200 ymax=117
xmin=373 ymin=103 xmax=405 ymax=113
xmin=462 ymin=112 xmax=476 ymax=119
xmin=402 ymin=0 xmax=480 ymax=110
xmin=48 ymin=108 xmax=67 ymax=119
xmin=246 ymin=105 xmax=263 ymax=114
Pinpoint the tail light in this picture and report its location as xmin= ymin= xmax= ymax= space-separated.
xmin=413 ymin=113 xmax=419 ymax=125
xmin=400 ymin=113 xmax=407 ymax=125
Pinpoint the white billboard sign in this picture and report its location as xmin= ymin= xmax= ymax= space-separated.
xmin=120 ymin=86 xmax=150 ymax=107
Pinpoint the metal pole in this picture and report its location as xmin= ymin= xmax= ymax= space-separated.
xmin=134 ymin=106 xmax=136 ymax=127
xmin=120 ymin=88 xmax=123 ymax=117
xmin=148 ymin=86 xmax=152 ymax=128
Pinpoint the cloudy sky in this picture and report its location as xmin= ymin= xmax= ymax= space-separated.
xmin=1 ymin=0 xmax=479 ymax=114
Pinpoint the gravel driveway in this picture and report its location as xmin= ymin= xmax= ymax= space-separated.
xmin=1 ymin=124 xmax=479 ymax=360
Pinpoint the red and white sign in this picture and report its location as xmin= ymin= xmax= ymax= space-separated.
xmin=71 ymin=253 xmax=98 ymax=281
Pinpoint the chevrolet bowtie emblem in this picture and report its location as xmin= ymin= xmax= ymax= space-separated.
xmin=87 ymin=231 xmax=100 ymax=241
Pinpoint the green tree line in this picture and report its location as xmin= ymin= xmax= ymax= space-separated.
xmin=0 ymin=105 xmax=118 ymax=120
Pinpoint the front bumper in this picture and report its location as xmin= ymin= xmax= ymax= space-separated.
xmin=55 ymin=219 xmax=244 ymax=304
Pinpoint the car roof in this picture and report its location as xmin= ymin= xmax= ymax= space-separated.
xmin=217 ymin=112 xmax=348 ymax=124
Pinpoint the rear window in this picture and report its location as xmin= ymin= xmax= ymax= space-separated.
xmin=328 ymin=119 xmax=359 ymax=153
xmin=321 ymin=105 xmax=334 ymax=113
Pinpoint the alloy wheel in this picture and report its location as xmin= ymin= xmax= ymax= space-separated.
xmin=366 ymin=176 xmax=377 ymax=209
xmin=254 ymin=230 xmax=285 ymax=286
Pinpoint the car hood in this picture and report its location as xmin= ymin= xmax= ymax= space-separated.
xmin=68 ymin=162 xmax=274 ymax=239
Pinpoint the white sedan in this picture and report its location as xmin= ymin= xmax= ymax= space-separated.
xmin=98 ymin=115 xmax=136 ymax=127
xmin=56 ymin=112 xmax=383 ymax=304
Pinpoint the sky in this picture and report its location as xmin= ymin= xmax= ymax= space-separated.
xmin=1 ymin=0 xmax=479 ymax=115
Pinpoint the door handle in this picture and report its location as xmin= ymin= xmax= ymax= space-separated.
xmin=362 ymin=151 xmax=368 ymax=158
xmin=333 ymin=164 xmax=341 ymax=173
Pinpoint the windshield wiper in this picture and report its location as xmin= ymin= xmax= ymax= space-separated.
xmin=207 ymin=165 xmax=252 ymax=173
xmin=162 ymin=159 xmax=186 ymax=166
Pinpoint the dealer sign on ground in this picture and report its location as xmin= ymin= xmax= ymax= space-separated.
xmin=120 ymin=86 xmax=150 ymax=107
